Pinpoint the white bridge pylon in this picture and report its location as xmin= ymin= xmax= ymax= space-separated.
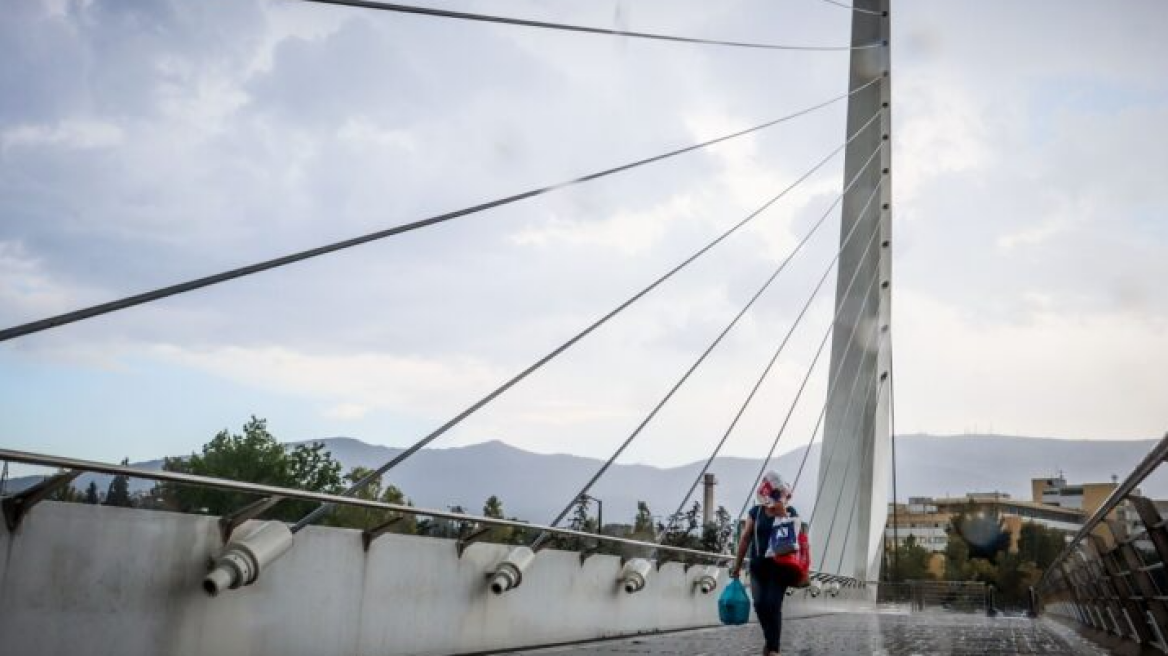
xmin=812 ymin=0 xmax=893 ymax=583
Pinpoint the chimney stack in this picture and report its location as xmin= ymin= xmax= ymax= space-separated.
xmin=702 ymin=473 xmax=717 ymax=525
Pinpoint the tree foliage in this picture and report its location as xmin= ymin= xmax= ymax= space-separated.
xmin=160 ymin=416 xmax=343 ymax=522
xmin=84 ymin=481 xmax=101 ymax=505
xmin=483 ymin=495 xmax=504 ymax=519
xmin=1018 ymin=522 xmax=1064 ymax=569
xmin=884 ymin=534 xmax=936 ymax=582
xmin=326 ymin=466 xmax=415 ymax=533
xmin=104 ymin=458 xmax=134 ymax=507
xmin=555 ymin=495 xmax=598 ymax=550
xmin=480 ymin=494 xmax=518 ymax=543
xmin=701 ymin=506 xmax=735 ymax=554
xmin=633 ymin=501 xmax=655 ymax=538
xmin=661 ymin=501 xmax=703 ymax=550
xmin=937 ymin=506 xmax=1070 ymax=608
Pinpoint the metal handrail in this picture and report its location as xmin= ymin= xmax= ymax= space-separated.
xmin=2 ymin=447 xmax=857 ymax=574
xmin=1036 ymin=430 xmax=1168 ymax=592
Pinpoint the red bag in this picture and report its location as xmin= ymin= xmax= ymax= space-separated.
xmin=774 ymin=529 xmax=811 ymax=587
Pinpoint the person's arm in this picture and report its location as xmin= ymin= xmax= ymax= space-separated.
xmin=731 ymin=515 xmax=754 ymax=578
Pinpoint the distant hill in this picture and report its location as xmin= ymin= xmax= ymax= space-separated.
xmin=7 ymin=434 xmax=1166 ymax=525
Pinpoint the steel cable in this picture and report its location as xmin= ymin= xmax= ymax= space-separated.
xmin=831 ymin=375 xmax=887 ymax=575
xmin=0 ymin=80 xmax=881 ymax=344
xmin=736 ymin=270 xmax=880 ymax=525
xmin=661 ymin=180 xmax=884 ymax=541
xmin=790 ymin=269 xmax=884 ymax=493
xmin=815 ymin=355 xmax=885 ymax=570
xmin=805 ymin=318 xmax=882 ymax=527
xmin=812 ymin=0 xmax=885 ymax=17
xmin=889 ymin=323 xmax=900 ymax=580
xmin=295 ymin=0 xmax=886 ymax=51
xmin=531 ymin=142 xmax=886 ymax=548
xmin=290 ymin=113 xmax=885 ymax=532
xmin=735 ymin=181 xmax=886 ymax=522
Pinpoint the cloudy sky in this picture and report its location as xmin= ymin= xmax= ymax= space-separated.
xmin=2 ymin=0 xmax=1166 ymax=476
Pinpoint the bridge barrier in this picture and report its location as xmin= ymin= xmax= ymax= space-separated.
xmin=0 ymin=501 xmax=877 ymax=656
xmin=1035 ymin=430 xmax=1168 ymax=652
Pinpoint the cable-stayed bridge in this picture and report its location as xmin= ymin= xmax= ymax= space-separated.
xmin=1 ymin=1 xmax=1165 ymax=654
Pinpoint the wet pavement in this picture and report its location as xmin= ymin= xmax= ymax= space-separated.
xmin=498 ymin=611 xmax=1110 ymax=655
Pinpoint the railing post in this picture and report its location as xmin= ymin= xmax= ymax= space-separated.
xmin=1091 ymin=533 xmax=1152 ymax=644
xmin=1107 ymin=519 xmax=1168 ymax=641
xmin=1130 ymin=496 xmax=1168 ymax=566
xmin=2 ymin=470 xmax=80 ymax=531
xmin=1126 ymin=497 xmax=1168 ymax=647
xmin=1080 ymin=543 xmax=1128 ymax=637
xmin=1058 ymin=564 xmax=1090 ymax=626
xmin=1072 ymin=552 xmax=1114 ymax=633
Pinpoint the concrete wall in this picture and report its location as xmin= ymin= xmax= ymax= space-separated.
xmin=0 ymin=503 xmax=876 ymax=656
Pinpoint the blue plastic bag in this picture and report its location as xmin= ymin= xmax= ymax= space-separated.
xmin=718 ymin=578 xmax=751 ymax=625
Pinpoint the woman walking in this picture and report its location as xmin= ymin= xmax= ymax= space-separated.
xmin=730 ymin=472 xmax=801 ymax=656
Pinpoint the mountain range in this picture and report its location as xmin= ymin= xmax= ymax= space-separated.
xmin=8 ymin=434 xmax=1166 ymax=525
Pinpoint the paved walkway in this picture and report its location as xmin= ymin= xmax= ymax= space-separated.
xmin=498 ymin=611 xmax=1109 ymax=656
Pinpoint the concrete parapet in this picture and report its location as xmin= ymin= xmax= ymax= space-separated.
xmin=0 ymin=502 xmax=876 ymax=655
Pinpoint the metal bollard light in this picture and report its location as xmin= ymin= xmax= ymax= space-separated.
xmin=488 ymin=546 xmax=536 ymax=595
xmin=619 ymin=558 xmax=653 ymax=594
xmin=203 ymin=521 xmax=294 ymax=596
xmin=691 ymin=566 xmax=720 ymax=594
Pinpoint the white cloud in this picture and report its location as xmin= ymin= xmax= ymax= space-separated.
xmin=510 ymin=194 xmax=696 ymax=256
xmin=152 ymin=345 xmax=507 ymax=420
xmin=325 ymin=402 xmax=372 ymax=421
xmin=894 ymin=79 xmax=993 ymax=207
xmin=335 ymin=118 xmax=416 ymax=152
xmin=0 ymin=241 xmax=88 ymax=321
xmin=1 ymin=119 xmax=124 ymax=150
xmin=895 ymin=288 xmax=1168 ymax=439
xmin=996 ymin=218 xmax=1069 ymax=252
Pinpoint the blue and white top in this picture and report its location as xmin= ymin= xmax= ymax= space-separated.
xmin=747 ymin=504 xmax=800 ymax=577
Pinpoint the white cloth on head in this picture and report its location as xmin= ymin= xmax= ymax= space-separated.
xmin=755 ymin=471 xmax=790 ymax=507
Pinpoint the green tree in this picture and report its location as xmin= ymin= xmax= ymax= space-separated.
xmin=568 ymin=496 xmax=596 ymax=533
xmin=84 ymin=481 xmax=101 ymax=505
xmin=483 ymin=495 xmax=504 ymax=519
xmin=994 ymin=550 xmax=1039 ymax=606
xmin=420 ymin=505 xmax=475 ymax=539
xmin=104 ymin=459 xmax=133 ymax=507
xmin=558 ymin=495 xmax=597 ymax=550
xmin=944 ymin=528 xmax=971 ymax=581
xmin=633 ymin=501 xmax=655 ymax=537
xmin=887 ymin=535 xmax=936 ymax=582
xmin=991 ymin=523 xmax=1064 ymax=607
xmin=701 ymin=505 xmax=734 ymax=553
xmin=327 ymin=466 xmax=416 ymax=534
xmin=481 ymin=495 xmax=512 ymax=543
xmin=662 ymin=501 xmax=703 ymax=550
xmin=1018 ymin=522 xmax=1064 ymax=569
xmin=161 ymin=416 xmax=343 ymax=522
xmin=966 ymin=557 xmax=998 ymax=585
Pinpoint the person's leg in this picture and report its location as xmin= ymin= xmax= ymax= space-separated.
xmin=772 ymin=584 xmax=787 ymax=652
xmin=750 ymin=576 xmax=779 ymax=653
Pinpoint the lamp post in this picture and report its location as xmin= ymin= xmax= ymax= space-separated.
xmin=579 ymin=493 xmax=603 ymax=535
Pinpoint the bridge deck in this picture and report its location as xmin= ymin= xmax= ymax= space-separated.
xmin=500 ymin=611 xmax=1108 ymax=656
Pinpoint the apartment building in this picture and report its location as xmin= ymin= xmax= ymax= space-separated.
xmin=885 ymin=492 xmax=1085 ymax=555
